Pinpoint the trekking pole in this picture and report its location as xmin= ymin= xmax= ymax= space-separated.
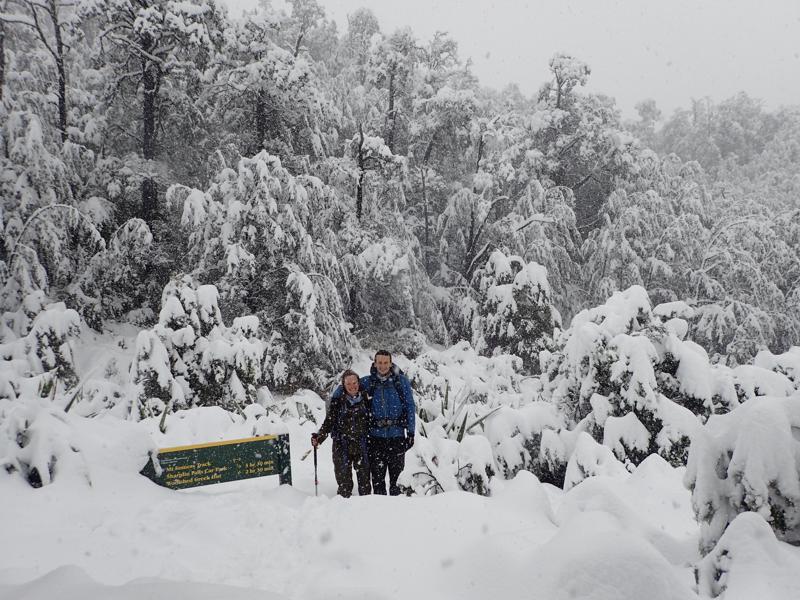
xmin=313 ymin=444 xmax=319 ymax=497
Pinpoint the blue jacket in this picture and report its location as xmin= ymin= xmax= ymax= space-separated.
xmin=332 ymin=365 xmax=415 ymax=439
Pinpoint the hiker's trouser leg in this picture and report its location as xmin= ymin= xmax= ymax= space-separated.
xmin=386 ymin=438 xmax=406 ymax=496
xmin=332 ymin=439 xmax=354 ymax=498
xmin=369 ymin=437 xmax=406 ymax=495
xmin=353 ymin=438 xmax=371 ymax=496
xmin=368 ymin=437 xmax=389 ymax=494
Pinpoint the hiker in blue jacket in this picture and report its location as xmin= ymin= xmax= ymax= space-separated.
xmin=363 ymin=350 xmax=416 ymax=495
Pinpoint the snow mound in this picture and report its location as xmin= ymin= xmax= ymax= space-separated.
xmin=696 ymin=512 xmax=800 ymax=600
xmin=531 ymin=511 xmax=695 ymax=600
xmin=0 ymin=565 xmax=286 ymax=600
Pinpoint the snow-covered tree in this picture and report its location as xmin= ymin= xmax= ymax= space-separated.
xmin=471 ymin=250 xmax=560 ymax=373
xmin=89 ymin=0 xmax=223 ymax=221
xmin=474 ymin=53 xmax=642 ymax=232
xmin=408 ymin=83 xmax=477 ymax=273
xmin=131 ymin=277 xmax=268 ymax=420
xmin=205 ymin=6 xmax=330 ymax=163
xmin=685 ymin=393 xmax=800 ymax=554
xmin=166 ymin=151 xmax=353 ymax=391
xmin=77 ymin=218 xmax=159 ymax=327
xmin=0 ymin=0 xmax=81 ymax=140
xmin=367 ymin=27 xmax=418 ymax=153
xmin=655 ymin=93 xmax=780 ymax=176
xmin=345 ymin=128 xmax=404 ymax=220
xmin=0 ymin=112 xmax=105 ymax=315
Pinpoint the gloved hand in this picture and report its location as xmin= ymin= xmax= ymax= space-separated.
xmin=311 ymin=433 xmax=321 ymax=448
xmin=404 ymin=435 xmax=415 ymax=451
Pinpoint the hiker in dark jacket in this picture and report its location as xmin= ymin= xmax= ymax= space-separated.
xmin=312 ymin=370 xmax=371 ymax=498
xmin=363 ymin=350 xmax=416 ymax=495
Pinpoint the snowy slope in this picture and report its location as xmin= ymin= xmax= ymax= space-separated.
xmin=1 ymin=435 xmax=698 ymax=600
xmin=3 ymin=327 xmax=800 ymax=599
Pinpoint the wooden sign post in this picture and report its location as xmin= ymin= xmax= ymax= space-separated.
xmin=141 ymin=434 xmax=292 ymax=489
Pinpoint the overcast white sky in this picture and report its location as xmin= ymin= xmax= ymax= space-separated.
xmin=223 ymin=0 xmax=800 ymax=119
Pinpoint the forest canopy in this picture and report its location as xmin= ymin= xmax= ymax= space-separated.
xmin=1 ymin=0 xmax=798 ymax=388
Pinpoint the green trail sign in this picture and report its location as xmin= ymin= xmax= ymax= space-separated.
xmin=141 ymin=434 xmax=292 ymax=490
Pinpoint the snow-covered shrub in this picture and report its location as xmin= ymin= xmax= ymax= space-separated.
xmin=695 ymin=512 xmax=800 ymax=599
xmin=0 ymin=301 xmax=82 ymax=399
xmin=472 ymin=250 xmax=561 ymax=374
xmin=753 ymin=347 xmax=800 ymax=388
xmin=456 ymin=435 xmax=496 ymax=495
xmin=398 ymin=434 xmax=496 ymax=496
xmin=1 ymin=364 xmax=154 ymax=488
xmin=402 ymin=341 xmax=568 ymax=491
xmin=397 ymin=437 xmax=457 ymax=495
xmin=541 ymin=286 xmax=703 ymax=469
xmin=653 ymin=305 xmax=794 ymax=411
xmin=563 ymin=431 xmax=629 ymax=491
xmin=435 ymin=285 xmax=478 ymax=346
xmin=403 ymin=287 xmax=800 ymax=497
xmin=408 ymin=341 xmax=529 ymax=407
xmin=537 ymin=428 xmax=571 ymax=486
xmin=728 ymin=363 xmax=795 ymax=405
xmin=352 ymin=235 xmax=449 ymax=346
xmin=75 ymin=379 xmax=129 ymax=419
xmin=0 ymin=113 xmax=105 ymax=317
xmin=484 ymin=403 xmax=564 ymax=481
xmin=269 ymin=389 xmax=326 ymax=427
xmin=685 ymin=394 xmax=800 ymax=554
xmin=0 ymin=397 xmax=89 ymax=487
xmin=77 ymin=218 xmax=161 ymax=328
xmin=0 ymin=302 xmax=89 ymax=488
xmin=131 ymin=278 xmax=268 ymax=420
xmin=407 ymin=341 xmax=535 ymax=441
xmin=691 ymin=300 xmax=784 ymax=367
xmin=22 ymin=303 xmax=82 ymax=389
xmin=529 ymin=421 xmax=626 ymax=488
xmin=140 ymin=403 xmax=291 ymax=450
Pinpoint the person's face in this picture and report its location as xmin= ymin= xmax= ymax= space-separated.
xmin=343 ymin=374 xmax=360 ymax=396
xmin=375 ymin=354 xmax=392 ymax=376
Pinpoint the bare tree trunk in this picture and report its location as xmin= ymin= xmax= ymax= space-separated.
xmin=555 ymin=73 xmax=562 ymax=109
xmin=474 ymin=137 xmax=484 ymax=176
xmin=420 ymin=137 xmax=435 ymax=274
xmin=421 ymin=166 xmax=429 ymax=272
xmin=141 ymin=61 xmax=160 ymax=221
xmin=462 ymin=202 xmax=477 ymax=280
xmin=49 ymin=0 xmax=66 ymax=141
xmin=293 ymin=27 xmax=305 ymax=58
xmin=21 ymin=0 xmax=68 ymax=140
xmin=0 ymin=18 xmax=5 ymax=102
xmin=385 ymin=69 xmax=395 ymax=152
xmin=254 ymin=90 xmax=267 ymax=155
xmin=356 ymin=123 xmax=365 ymax=220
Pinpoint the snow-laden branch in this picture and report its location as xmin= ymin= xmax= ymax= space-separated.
xmin=7 ymin=204 xmax=105 ymax=268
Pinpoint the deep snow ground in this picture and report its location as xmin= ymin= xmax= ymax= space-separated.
xmin=1 ymin=404 xmax=701 ymax=600
xmin=3 ymin=326 xmax=800 ymax=599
